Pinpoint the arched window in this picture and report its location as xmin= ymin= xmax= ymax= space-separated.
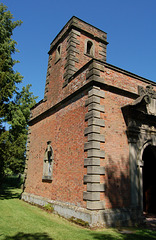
xmin=85 ymin=39 xmax=94 ymax=57
xmin=55 ymin=44 xmax=62 ymax=63
xmin=57 ymin=45 xmax=61 ymax=55
xmin=87 ymin=41 xmax=93 ymax=55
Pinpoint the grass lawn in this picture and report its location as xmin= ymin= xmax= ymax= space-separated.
xmin=0 ymin=176 xmax=156 ymax=240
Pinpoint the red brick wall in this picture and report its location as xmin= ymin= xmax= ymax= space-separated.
xmin=25 ymin=92 xmax=88 ymax=208
xmin=99 ymin=66 xmax=156 ymax=209
xmin=46 ymin=34 xmax=104 ymax=104
xmin=100 ymin=90 xmax=130 ymax=208
xmin=31 ymin=22 xmax=107 ymax=120
xmin=26 ymin=59 xmax=156 ymax=210
xmin=25 ymin=14 xmax=156 ymax=211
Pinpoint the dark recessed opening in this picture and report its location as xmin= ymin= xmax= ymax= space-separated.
xmin=143 ymin=145 xmax=156 ymax=214
xmin=86 ymin=41 xmax=93 ymax=55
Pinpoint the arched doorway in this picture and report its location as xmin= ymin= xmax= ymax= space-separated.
xmin=142 ymin=145 xmax=156 ymax=213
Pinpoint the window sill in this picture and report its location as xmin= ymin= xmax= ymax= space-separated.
xmin=84 ymin=53 xmax=94 ymax=58
xmin=55 ymin=57 xmax=61 ymax=64
xmin=42 ymin=176 xmax=52 ymax=182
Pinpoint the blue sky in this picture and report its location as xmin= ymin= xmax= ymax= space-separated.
xmin=2 ymin=0 xmax=156 ymax=102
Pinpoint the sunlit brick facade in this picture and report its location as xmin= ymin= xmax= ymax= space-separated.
xmin=22 ymin=17 xmax=156 ymax=227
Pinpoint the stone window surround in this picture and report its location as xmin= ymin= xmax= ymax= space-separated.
xmin=42 ymin=141 xmax=54 ymax=182
xmin=84 ymin=39 xmax=95 ymax=57
xmin=55 ymin=43 xmax=62 ymax=63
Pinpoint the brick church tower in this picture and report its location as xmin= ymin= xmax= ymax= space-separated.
xmin=22 ymin=17 xmax=156 ymax=227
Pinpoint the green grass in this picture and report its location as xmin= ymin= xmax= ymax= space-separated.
xmin=0 ymin=176 xmax=156 ymax=240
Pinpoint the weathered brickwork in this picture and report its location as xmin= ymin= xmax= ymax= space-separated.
xmin=23 ymin=17 xmax=156 ymax=227
xmin=101 ymin=90 xmax=130 ymax=209
xmin=25 ymin=93 xmax=88 ymax=208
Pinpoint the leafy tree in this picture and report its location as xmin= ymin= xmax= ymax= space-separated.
xmin=0 ymin=3 xmax=23 ymax=181
xmin=5 ymin=85 xmax=37 ymax=174
xmin=0 ymin=4 xmax=37 ymax=181
xmin=0 ymin=3 xmax=23 ymax=121
xmin=0 ymin=130 xmax=9 ymax=180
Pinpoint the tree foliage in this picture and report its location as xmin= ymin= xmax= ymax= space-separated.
xmin=0 ymin=3 xmax=23 ymax=121
xmin=0 ymin=4 xmax=37 ymax=180
xmin=6 ymin=85 xmax=37 ymax=174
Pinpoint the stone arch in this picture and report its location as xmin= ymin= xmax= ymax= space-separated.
xmin=140 ymin=139 xmax=154 ymax=161
xmin=133 ymin=136 xmax=156 ymax=213
xmin=85 ymin=39 xmax=94 ymax=57
xmin=122 ymin=84 xmax=156 ymax=217
xmin=55 ymin=44 xmax=62 ymax=63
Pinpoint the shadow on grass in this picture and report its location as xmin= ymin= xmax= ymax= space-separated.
xmin=0 ymin=176 xmax=22 ymax=200
xmin=0 ymin=186 xmax=21 ymax=200
xmin=2 ymin=232 xmax=53 ymax=240
xmin=90 ymin=229 xmax=156 ymax=240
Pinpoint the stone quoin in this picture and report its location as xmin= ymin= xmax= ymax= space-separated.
xmin=22 ymin=16 xmax=156 ymax=227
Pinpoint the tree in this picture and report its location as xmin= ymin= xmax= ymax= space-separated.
xmin=0 ymin=4 xmax=37 ymax=181
xmin=0 ymin=3 xmax=23 ymax=122
xmin=0 ymin=3 xmax=23 ymax=181
xmin=5 ymin=85 xmax=37 ymax=174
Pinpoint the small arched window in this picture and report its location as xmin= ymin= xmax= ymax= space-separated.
xmin=55 ymin=44 xmax=62 ymax=63
xmin=87 ymin=41 xmax=93 ymax=55
xmin=85 ymin=39 xmax=94 ymax=57
xmin=57 ymin=45 xmax=61 ymax=55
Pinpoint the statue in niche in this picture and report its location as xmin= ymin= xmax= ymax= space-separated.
xmin=42 ymin=141 xmax=54 ymax=181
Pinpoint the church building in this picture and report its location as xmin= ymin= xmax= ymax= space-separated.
xmin=22 ymin=17 xmax=156 ymax=227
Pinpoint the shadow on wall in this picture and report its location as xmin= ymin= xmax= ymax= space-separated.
xmin=3 ymin=232 xmax=53 ymax=240
xmin=105 ymin=155 xmax=130 ymax=209
xmin=101 ymin=155 xmax=139 ymax=227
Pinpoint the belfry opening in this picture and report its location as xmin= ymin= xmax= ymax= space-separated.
xmin=143 ymin=145 xmax=156 ymax=214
